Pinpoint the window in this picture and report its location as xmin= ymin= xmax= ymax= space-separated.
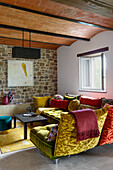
xmin=79 ymin=53 xmax=106 ymax=92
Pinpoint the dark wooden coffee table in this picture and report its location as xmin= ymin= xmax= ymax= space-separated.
xmin=13 ymin=112 xmax=47 ymax=139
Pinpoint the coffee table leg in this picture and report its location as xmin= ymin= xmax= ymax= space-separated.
xmin=24 ymin=123 xmax=27 ymax=139
xmin=30 ymin=122 xmax=33 ymax=126
xmin=14 ymin=116 xmax=16 ymax=128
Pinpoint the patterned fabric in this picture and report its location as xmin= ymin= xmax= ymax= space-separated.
xmin=41 ymin=109 xmax=68 ymax=123
xmin=64 ymin=93 xmax=81 ymax=101
xmin=99 ymin=105 xmax=113 ymax=146
xmin=54 ymin=107 xmax=108 ymax=157
xmin=47 ymin=125 xmax=58 ymax=142
xmin=32 ymin=96 xmax=51 ymax=110
xmin=41 ymin=104 xmax=97 ymax=124
xmin=52 ymin=94 xmax=64 ymax=100
xmin=50 ymin=99 xmax=69 ymax=110
xmin=103 ymin=103 xmax=113 ymax=109
xmin=49 ymin=94 xmax=64 ymax=106
xmin=80 ymin=96 xmax=101 ymax=108
xmin=36 ymin=107 xmax=57 ymax=115
xmin=101 ymin=98 xmax=113 ymax=107
xmin=80 ymin=104 xmax=98 ymax=110
xmin=68 ymin=99 xmax=80 ymax=111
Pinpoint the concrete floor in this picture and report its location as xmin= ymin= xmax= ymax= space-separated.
xmin=0 ymin=143 xmax=113 ymax=170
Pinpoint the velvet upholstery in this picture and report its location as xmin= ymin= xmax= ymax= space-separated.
xmin=79 ymin=104 xmax=98 ymax=110
xmin=101 ymin=98 xmax=113 ymax=107
xmin=41 ymin=109 xmax=68 ymax=123
xmin=54 ymin=107 xmax=108 ymax=157
xmin=68 ymin=99 xmax=80 ymax=111
xmin=64 ymin=93 xmax=81 ymax=101
xmin=30 ymin=107 xmax=108 ymax=160
xmin=99 ymin=107 xmax=113 ymax=145
xmin=32 ymin=96 xmax=51 ymax=110
xmin=30 ymin=124 xmax=60 ymax=159
xmin=0 ymin=116 xmax=12 ymax=131
xmin=80 ymin=96 xmax=101 ymax=108
xmin=50 ymin=99 xmax=69 ymax=110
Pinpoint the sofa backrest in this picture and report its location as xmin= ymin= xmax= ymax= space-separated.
xmin=54 ymin=107 xmax=108 ymax=157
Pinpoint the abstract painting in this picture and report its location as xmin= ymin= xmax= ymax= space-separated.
xmin=8 ymin=60 xmax=34 ymax=87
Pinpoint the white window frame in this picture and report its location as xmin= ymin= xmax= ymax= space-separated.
xmin=79 ymin=53 xmax=106 ymax=92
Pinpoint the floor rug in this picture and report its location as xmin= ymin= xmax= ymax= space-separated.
xmin=0 ymin=122 xmax=42 ymax=153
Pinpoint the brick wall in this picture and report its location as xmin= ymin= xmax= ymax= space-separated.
xmin=0 ymin=45 xmax=57 ymax=104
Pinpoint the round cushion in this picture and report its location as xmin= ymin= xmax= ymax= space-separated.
xmin=68 ymin=99 xmax=80 ymax=112
xmin=0 ymin=116 xmax=12 ymax=131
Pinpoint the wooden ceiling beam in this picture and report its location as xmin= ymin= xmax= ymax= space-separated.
xmin=0 ymin=28 xmax=75 ymax=46
xmin=0 ymin=37 xmax=60 ymax=50
xmin=0 ymin=24 xmax=90 ymax=41
xmin=0 ymin=2 xmax=112 ymax=31
xmin=0 ymin=36 xmax=70 ymax=46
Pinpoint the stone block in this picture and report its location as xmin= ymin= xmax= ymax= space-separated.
xmin=0 ymin=48 xmax=5 ymax=53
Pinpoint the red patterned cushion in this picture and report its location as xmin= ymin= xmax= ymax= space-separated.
xmin=99 ymin=107 xmax=113 ymax=146
xmin=80 ymin=96 xmax=101 ymax=108
xmin=50 ymin=99 xmax=69 ymax=110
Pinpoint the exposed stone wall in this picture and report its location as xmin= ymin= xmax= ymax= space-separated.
xmin=0 ymin=45 xmax=57 ymax=104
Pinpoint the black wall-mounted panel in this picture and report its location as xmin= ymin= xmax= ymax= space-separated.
xmin=12 ymin=47 xmax=41 ymax=59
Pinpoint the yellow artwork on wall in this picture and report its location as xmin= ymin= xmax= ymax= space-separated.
xmin=8 ymin=60 xmax=34 ymax=87
xmin=22 ymin=63 xmax=27 ymax=77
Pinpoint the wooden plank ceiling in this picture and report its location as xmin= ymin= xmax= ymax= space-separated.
xmin=51 ymin=0 xmax=113 ymax=18
xmin=0 ymin=0 xmax=113 ymax=50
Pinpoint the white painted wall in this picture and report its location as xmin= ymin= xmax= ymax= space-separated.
xmin=57 ymin=31 xmax=113 ymax=98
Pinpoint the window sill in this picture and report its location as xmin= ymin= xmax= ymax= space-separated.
xmin=79 ymin=89 xmax=107 ymax=93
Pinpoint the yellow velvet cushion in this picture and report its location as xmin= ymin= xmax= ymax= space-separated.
xmin=68 ymin=99 xmax=80 ymax=111
xmin=32 ymin=96 xmax=51 ymax=109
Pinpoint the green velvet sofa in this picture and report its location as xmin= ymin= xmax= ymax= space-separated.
xmin=30 ymin=124 xmax=60 ymax=163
